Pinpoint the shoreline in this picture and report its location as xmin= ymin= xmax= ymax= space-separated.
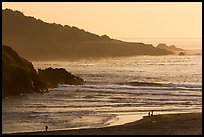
xmin=8 ymin=112 xmax=202 ymax=135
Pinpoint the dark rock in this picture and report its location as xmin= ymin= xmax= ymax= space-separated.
xmin=38 ymin=67 xmax=84 ymax=88
xmin=2 ymin=45 xmax=48 ymax=98
xmin=2 ymin=45 xmax=84 ymax=98
xmin=156 ymin=43 xmax=185 ymax=54
xmin=179 ymin=52 xmax=186 ymax=56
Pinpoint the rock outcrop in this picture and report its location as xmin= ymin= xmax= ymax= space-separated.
xmin=179 ymin=52 xmax=186 ymax=56
xmin=2 ymin=45 xmax=84 ymax=98
xmin=156 ymin=43 xmax=185 ymax=54
xmin=2 ymin=45 xmax=48 ymax=98
xmin=38 ymin=67 xmax=84 ymax=88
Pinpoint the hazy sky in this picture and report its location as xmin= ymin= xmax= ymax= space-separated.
xmin=2 ymin=2 xmax=202 ymax=49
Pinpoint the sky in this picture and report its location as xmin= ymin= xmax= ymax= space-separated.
xmin=2 ymin=2 xmax=202 ymax=49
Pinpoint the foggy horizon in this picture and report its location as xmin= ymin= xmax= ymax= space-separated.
xmin=115 ymin=37 xmax=202 ymax=50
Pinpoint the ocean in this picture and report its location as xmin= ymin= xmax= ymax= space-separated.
xmin=2 ymin=55 xmax=202 ymax=134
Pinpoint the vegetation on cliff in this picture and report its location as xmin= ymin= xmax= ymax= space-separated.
xmin=2 ymin=9 xmax=173 ymax=61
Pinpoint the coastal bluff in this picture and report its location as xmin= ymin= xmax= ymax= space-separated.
xmin=2 ymin=45 xmax=84 ymax=98
xmin=2 ymin=9 xmax=173 ymax=61
xmin=2 ymin=45 xmax=48 ymax=98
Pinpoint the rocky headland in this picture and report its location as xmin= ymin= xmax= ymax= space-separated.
xmin=2 ymin=9 xmax=173 ymax=61
xmin=2 ymin=45 xmax=84 ymax=98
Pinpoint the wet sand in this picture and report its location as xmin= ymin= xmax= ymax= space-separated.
xmin=9 ymin=112 xmax=202 ymax=135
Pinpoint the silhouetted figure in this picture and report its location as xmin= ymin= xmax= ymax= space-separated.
xmin=151 ymin=111 xmax=154 ymax=116
xmin=148 ymin=112 xmax=150 ymax=117
xmin=45 ymin=125 xmax=48 ymax=131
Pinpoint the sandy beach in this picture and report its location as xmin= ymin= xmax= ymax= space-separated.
xmin=9 ymin=112 xmax=202 ymax=135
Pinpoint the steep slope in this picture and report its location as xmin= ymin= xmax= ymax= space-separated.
xmin=2 ymin=9 xmax=173 ymax=61
xmin=2 ymin=45 xmax=85 ymax=98
xmin=2 ymin=45 xmax=48 ymax=97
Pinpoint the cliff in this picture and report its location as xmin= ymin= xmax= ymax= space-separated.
xmin=2 ymin=9 xmax=173 ymax=61
xmin=2 ymin=45 xmax=48 ymax=98
xmin=2 ymin=45 xmax=84 ymax=98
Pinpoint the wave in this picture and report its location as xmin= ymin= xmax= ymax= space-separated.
xmin=118 ymin=81 xmax=163 ymax=87
xmin=165 ymin=83 xmax=202 ymax=89
xmin=118 ymin=81 xmax=202 ymax=89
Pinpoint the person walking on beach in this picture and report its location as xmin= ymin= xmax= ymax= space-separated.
xmin=148 ymin=112 xmax=150 ymax=117
xmin=151 ymin=111 xmax=154 ymax=116
xmin=45 ymin=125 xmax=48 ymax=131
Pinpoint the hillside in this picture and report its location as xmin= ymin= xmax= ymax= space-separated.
xmin=2 ymin=9 xmax=173 ymax=61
